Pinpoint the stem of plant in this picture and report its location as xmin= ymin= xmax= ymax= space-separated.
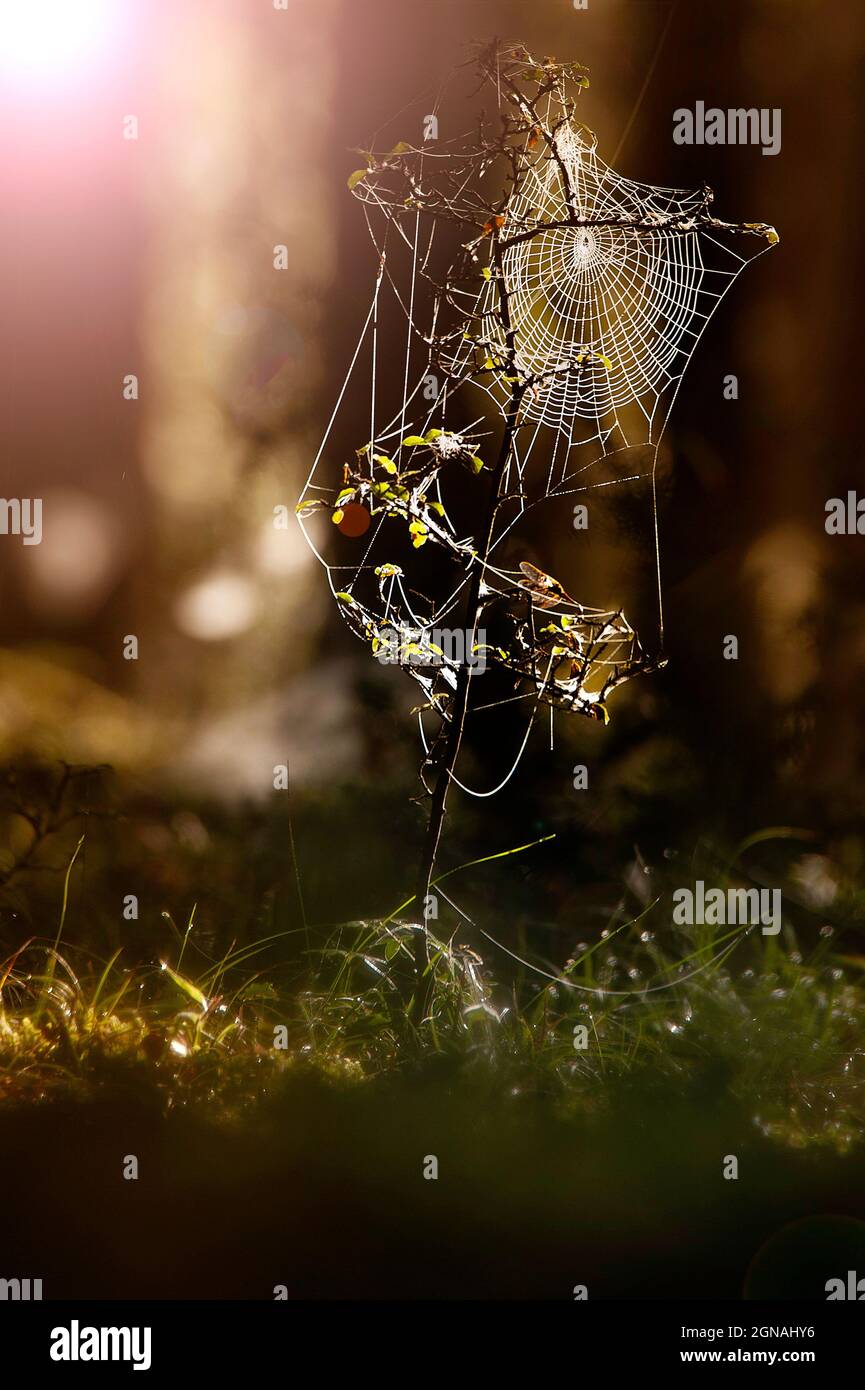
xmin=411 ymin=235 xmax=524 ymax=1015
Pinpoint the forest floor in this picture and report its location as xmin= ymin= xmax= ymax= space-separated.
xmin=2 ymin=764 xmax=865 ymax=1297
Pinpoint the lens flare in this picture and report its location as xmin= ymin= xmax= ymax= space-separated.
xmin=0 ymin=0 xmax=116 ymax=80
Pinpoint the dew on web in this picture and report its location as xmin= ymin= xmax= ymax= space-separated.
xmin=298 ymin=42 xmax=776 ymax=803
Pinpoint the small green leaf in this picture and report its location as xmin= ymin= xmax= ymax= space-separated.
xmin=402 ymin=435 xmax=428 ymax=446
xmin=161 ymin=962 xmax=208 ymax=1011
xmin=347 ymin=169 xmax=368 ymax=190
xmin=240 ymin=981 xmax=278 ymax=1002
xmin=334 ymin=591 xmax=355 ymax=605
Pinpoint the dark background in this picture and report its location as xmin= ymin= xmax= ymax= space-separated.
xmin=1 ymin=0 xmax=863 ymax=959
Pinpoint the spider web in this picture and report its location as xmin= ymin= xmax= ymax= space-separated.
xmin=297 ymin=51 xmax=777 ymax=799
xmin=457 ymin=123 xmax=710 ymax=432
